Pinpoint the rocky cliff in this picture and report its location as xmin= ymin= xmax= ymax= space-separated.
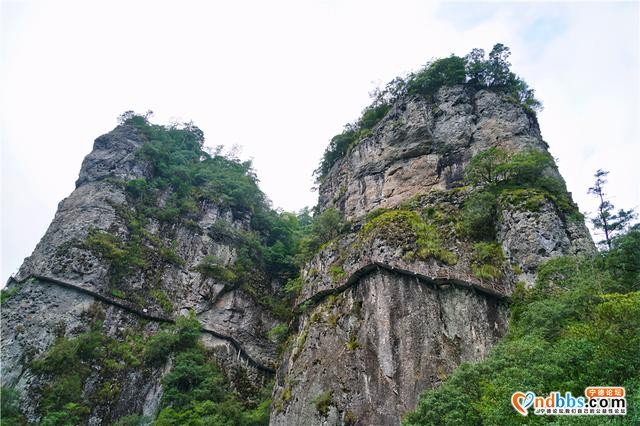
xmin=1 ymin=123 xmax=283 ymax=424
xmin=270 ymin=86 xmax=594 ymax=425
xmin=1 ymin=84 xmax=595 ymax=425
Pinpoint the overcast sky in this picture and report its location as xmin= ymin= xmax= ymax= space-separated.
xmin=1 ymin=0 xmax=639 ymax=282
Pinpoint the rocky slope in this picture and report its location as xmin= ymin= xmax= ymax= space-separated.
xmin=270 ymin=86 xmax=594 ymax=425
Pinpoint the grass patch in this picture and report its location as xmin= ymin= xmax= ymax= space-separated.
xmin=313 ymin=390 xmax=333 ymax=416
xmin=363 ymin=209 xmax=457 ymax=265
xmin=471 ymin=241 xmax=505 ymax=280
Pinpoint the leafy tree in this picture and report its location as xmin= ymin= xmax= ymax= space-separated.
xmin=464 ymin=48 xmax=486 ymax=86
xmin=1 ymin=386 xmax=27 ymax=425
xmin=606 ymin=224 xmax=640 ymax=291
xmin=298 ymin=207 xmax=349 ymax=261
xmin=464 ymin=147 xmax=511 ymax=187
xmin=485 ymin=43 xmax=513 ymax=87
xmin=460 ymin=191 xmax=498 ymax=241
xmin=588 ymin=169 xmax=637 ymax=249
xmin=463 ymin=44 xmax=542 ymax=113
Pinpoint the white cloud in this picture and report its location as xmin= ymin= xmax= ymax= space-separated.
xmin=1 ymin=0 xmax=638 ymax=281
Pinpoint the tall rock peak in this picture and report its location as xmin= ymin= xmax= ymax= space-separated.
xmin=3 ymin=122 xmax=284 ymax=424
xmin=271 ymin=85 xmax=594 ymax=425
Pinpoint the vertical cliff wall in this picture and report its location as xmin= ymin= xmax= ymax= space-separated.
xmin=271 ymin=86 xmax=594 ymax=425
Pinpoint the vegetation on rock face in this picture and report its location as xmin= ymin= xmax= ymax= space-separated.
xmin=362 ymin=209 xmax=457 ymax=265
xmin=21 ymin=309 xmax=271 ymax=425
xmin=403 ymin=226 xmax=640 ymax=425
xmin=471 ymin=241 xmax=505 ymax=281
xmin=313 ymin=390 xmax=334 ymax=416
xmin=79 ymin=113 xmax=312 ymax=316
xmin=1 ymin=386 xmax=28 ymax=425
xmin=5 ymin=55 xmax=632 ymax=426
xmin=315 ymin=43 xmax=542 ymax=181
xmin=460 ymin=147 xmax=578 ymax=241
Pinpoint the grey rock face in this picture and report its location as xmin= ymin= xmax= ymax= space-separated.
xmin=1 ymin=125 xmax=279 ymax=423
xmin=75 ymin=125 xmax=151 ymax=187
xmin=497 ymin=199 xmax=595 ymax=286
xmin=319 ymin=86 xmax=546 ymax=221
xmin=272 ymin=270 xmax=508 ymax=426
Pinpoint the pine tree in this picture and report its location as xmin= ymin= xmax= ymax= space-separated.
xmin=588 ymin=169 xmax=637 ymax=249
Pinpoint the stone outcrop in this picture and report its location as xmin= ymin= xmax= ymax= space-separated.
xmin=272 ymin=85 xmax=595 ymax=425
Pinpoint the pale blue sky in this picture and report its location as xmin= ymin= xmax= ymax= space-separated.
xmin=1 ymin=0 xmax=639 ymax=281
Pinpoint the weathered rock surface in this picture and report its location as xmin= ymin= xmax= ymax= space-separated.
xmin=497 ymin=198 xmax=595 ymax=286
xmin=273 ymin=85 xmax=595 ymax=425
xmin=272 ymin=270 xmax=508 ymax=426
xmin=319 ymin=86 xmax=548 ymax=221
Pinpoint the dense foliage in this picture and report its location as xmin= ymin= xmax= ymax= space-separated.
xmin=403 ymin=226 xmax=640 ymax=425
xmin=315 ymin=43 xmax=542 ymax=181
xmin=153 ymin=330 xmax=270 ymax=426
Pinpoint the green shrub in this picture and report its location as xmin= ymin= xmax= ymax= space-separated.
xmin=605 ymin=224 xmax=640 ymax=292
xmin=196 ymin=255 xmax=237 ymax=283
xmin=267 ymin=324 xmax=289 ymax=344
xmin=284 ymin=276 xmax=303 ymax=296
xmin=471 ymin=241 xmax=505 ymax=280
xmin=459 ymin=191 xmax=497 ymax=241
xmin=500 ymin=188 xmax=546 ymax=211
xmin=31 ymin=326 xmax=103 ymax=375
xmin=1 ymin=386 xmax=27 ymax=425
xmin=346 ymin=332 xmax=360 ymax=351
xmin=111 ymin=288 xmax=126 ymax=299
xmin=314 ymin=390 xmax=333 ymax=416
xmin=328 ymin=265 xmax=347 ymax=282
xmin=40 ymin=402 xmax=90 ymax=426
xmin=0 ymin=285 xmax=19 ymax=305
xmin=298 ymin=207 xmax=348 ymax=262
xmin=113 ymin=414 xmax=151 ymax=426
xmin=150 ymin=289 xmax=174 ymax=312
xmin=407 ymin=55 xmax=467 ymax=97
xmin=363 ymin=209 xmax=457 ymax=265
